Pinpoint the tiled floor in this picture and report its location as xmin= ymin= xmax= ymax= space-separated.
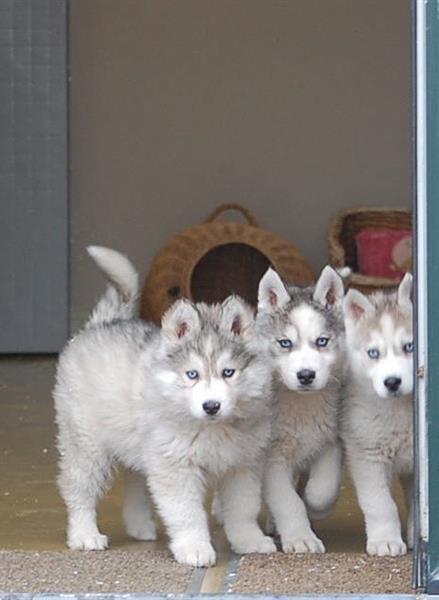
xmin=0 ymin=357 xmax=413 ymax=594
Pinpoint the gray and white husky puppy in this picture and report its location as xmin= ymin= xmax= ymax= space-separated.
xmin=256 ymin=266 xmax=346 ymax=554
xmin=341 ymin=274 xmax=413 ymax=556
xmin=54 ymin=246 xmax=276 ymax=567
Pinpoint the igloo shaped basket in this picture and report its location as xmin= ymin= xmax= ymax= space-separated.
xmin=140 ymin=203 xmax=315 ymax=323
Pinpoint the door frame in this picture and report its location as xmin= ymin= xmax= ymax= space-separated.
xmin=416 ymin=0 xmax=439 ymax=593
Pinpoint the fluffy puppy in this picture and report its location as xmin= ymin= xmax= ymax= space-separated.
xmin=342 ymin=274 xmax=414 ymax=556
xmin=54 ymin=246 xmax=275 ymax=566
xmin=257 ymin=266 xmax=346 ymax=553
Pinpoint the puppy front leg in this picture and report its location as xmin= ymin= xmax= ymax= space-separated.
xmin=265 ymin=457 xmax=325 ymax=553
xmin=304 ymin=441 xmax=343 ymax=518
xmin=349 ymin=455 xmax=406 ymax=556
xmin=147 ymin=463 xmax=215 ymax=567
xmin=219 ymin=467 xmax=276 ymax=555
xmin=123 ymin=469 xmax=157 ymax=541
xmin=58 ymin=448 xmax=112 ymax=550
xmin=211 ymin=490 xmax=224 ymax=525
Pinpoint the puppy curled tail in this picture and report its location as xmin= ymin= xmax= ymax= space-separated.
xmin=85 ymin=246 xmax=139 ymax=328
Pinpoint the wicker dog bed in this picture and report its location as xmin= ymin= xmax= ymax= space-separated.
xmin=328 ymin=206 xmax=412 ymax=293
xmin=140 ymin=203 xmax=315 ymax=323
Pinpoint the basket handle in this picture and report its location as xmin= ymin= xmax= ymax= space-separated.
xmin=204 ymin=203 xmax=258 ymax=226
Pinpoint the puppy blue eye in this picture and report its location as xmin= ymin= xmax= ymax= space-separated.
xmin=222 ymin=368 xmax=235 ymax=378
xmin=278 ymin=339 xmax=293 ymax=349
xmin=316 ymin=337 xmax=329 ymax=348
xmin=403 ymin=342 xmax=414 ymax=353
xmin=186 ymin=370 xmax=199 ymax=380
xmin=367 ymin=348 xmax=380 ymax=360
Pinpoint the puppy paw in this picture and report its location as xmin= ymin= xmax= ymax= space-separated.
xmin=125 ymin=517 xmax=158 ymax=541
xmin=282 ymin=531 xmax=325 ymax=554
xmin=367 ymin=539 xmax=407 ymax=556
xmin=231 ymin=533 xmax=277 ymax=555
xmin=171 ymin=540 xmax=216 ymax=567
xmin=68 ymin=531 xmax=109 ymax=551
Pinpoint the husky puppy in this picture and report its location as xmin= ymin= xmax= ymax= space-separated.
xmin=257 ymin=266 xmax=345 ymax=553
xmin=342 ymin=274 xmax=413 ymax=556
xmin=54 ymin=246 xmax=276 ymax=567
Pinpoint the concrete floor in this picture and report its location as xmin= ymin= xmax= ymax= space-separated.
xmin=0 ymin=356 xmax=414 ymax=594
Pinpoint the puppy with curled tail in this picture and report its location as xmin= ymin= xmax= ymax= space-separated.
xmin=54 ymin=246 xmax=276 ymax=566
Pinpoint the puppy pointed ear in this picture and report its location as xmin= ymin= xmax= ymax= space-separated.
xmin=397 ymin=273 xmax=413 ymax=309
xmin=258 ymin=268 xmax=290 ymax=312
xmin=343 ymin=289 xmax=373 ymax=322
xmin=161 ymin=299 xmax=200 ymax=341
xmin=313 ymin=265 xmax=345 ymax=308
xmin=221 ymin=295 xmax=255 ymax=337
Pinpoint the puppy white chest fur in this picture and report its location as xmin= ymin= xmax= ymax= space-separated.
xmin=270 ymin=386 xmax=338 ymax=467
xmin=343 ymin=386 xmax=413 ymax=472
xmin=145 ymin=413 xmax=270 ymax=479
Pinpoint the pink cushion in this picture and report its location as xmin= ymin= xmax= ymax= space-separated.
xmin=355 ymin=228 xmax=412 ymax=279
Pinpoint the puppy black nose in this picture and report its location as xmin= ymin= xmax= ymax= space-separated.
xmin=202 ymin=400 xmax=221 ymax=415
xmin=384 ymin=377 xmax=402 ymax=392
xmin=297 ymin=369 xmax=316 ymax=385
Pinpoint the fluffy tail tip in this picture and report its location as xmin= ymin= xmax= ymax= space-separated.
xmin=87 ymin=245 xmax=112 ymax=262
xmin=86 ymin=245 xmax=138 ymax=300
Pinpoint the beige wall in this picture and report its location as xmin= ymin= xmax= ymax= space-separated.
xmin=69 ymin=0 xmax=411 ymax=329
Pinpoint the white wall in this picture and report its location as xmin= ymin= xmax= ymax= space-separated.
xmin=69 ymin=0 xmax=411 ymax=328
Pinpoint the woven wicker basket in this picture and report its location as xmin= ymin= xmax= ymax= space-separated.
xmin=328 ymin=206 xmax=412 ymax=293
xmin=140 ymin=203 xmax=315 ymax=323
